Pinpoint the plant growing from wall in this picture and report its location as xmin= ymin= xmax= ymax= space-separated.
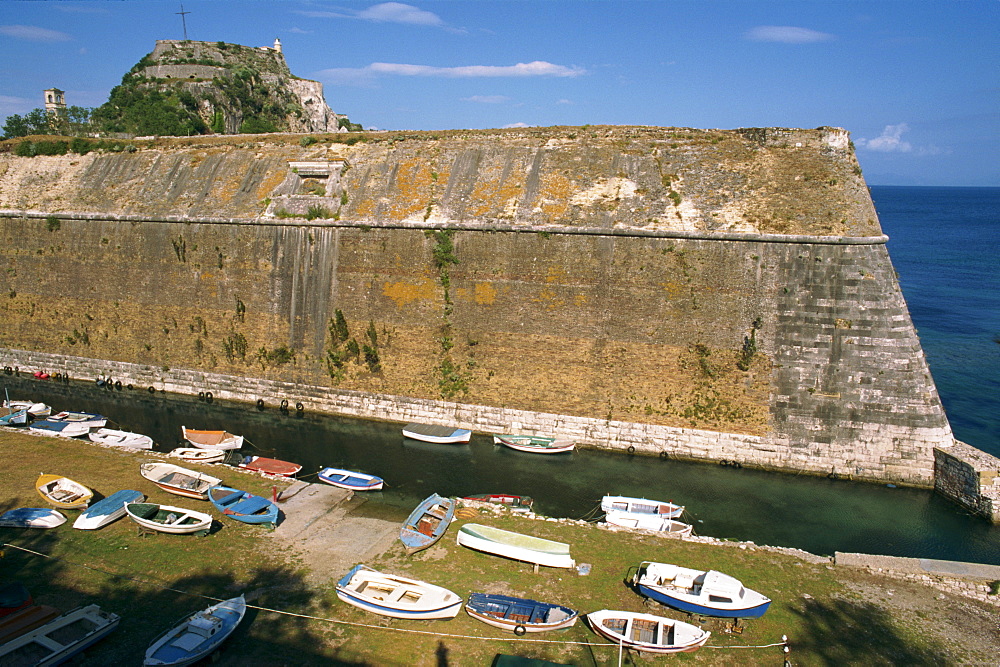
xmin=737 ymin=316 xmax=763 ymax=371
xmin=426 ymin=229 xmax=472 ymax=398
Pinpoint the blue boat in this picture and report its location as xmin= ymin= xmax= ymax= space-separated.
xmin=466 ymin=593 xmax=578 ymax=634
xmin=28 ymin=419 xmax=90 ymax=438
xmin=73 ymin=489 xmax=145 ymax=530
xmin=0 ymin=408 xmax=27 ymax=426
xmin=399 ymin=493 xmax=456 ymax=555
xmin=207 ymin=485 xmax=279 ymax=529
xmin=317 ymin=467 xmax=384 ymax=491
xmin=0 ymin=507 xmax=66 ymax=528
xmin=144 ymin=595 xmax=246 ymax=666
xmin=631 ymin=561 xmax=771 ymax=619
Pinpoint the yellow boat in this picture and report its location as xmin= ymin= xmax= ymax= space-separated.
xmin=35 ymin=473 xmax=93 ymax=509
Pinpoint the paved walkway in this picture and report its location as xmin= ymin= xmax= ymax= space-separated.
xmin=267 ymin=482 xmax=401 ymax=584
xmin=835 ymin=552 xmax=1000 ymax=580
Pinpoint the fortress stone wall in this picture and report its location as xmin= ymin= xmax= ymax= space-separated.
xmin=0 ymin=126 xmax=975 ymax=492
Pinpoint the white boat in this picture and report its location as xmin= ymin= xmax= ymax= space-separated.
xmin=49 ymin=411 xmax=107 ymax=428
xmin=3 ymin=399 xmax=51 ymax=417
xmin=74 ymin=489 xmax=145 ymax=530
xmin=144 ymin=595 xmax=246 ymax=666
xmin=170 ymin=447 xmax=227 ymax=464
xmin=631 ymin=562 xmax=772 ymax=618
xmin=181 ymin=426 xmax=244 ymax=450
xmin=601 ymin=495 xmax=684 ymax=519
xmin=318 ymin=467 xmax=384 ymax=491
xmin=125 ymin=502 xmax=213 ymax=535
xmin=335 ymin=564 xmax=463 ymax=619
xmin=456 ymin=523 xmax=575 ymax=569
xmin=0 ymin=408 xmax=28 ymax=426
xmin=402 ymin=423 xmax=472 ymax=444
xmin=604 ymin=513 xmax=693 ymax=536
xmin=0 ymin=507 xmax=66 ymax=528
xmin=140 ymin=461 xmax=222 ymax=500
xmin=0 ymin=604 xmax=119 ymax=665
xmin=89 ymin=427 xmax=154 ymax=449
xmin=493 ymin=434 xmax=575 ymax=454
xmin=29 ymin=419 xmax=91 ymax=438
xmin=586 ymin=609 xmax=711 ymax=654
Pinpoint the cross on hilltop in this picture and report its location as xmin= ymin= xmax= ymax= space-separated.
xmin=176 ymin=4 xmax=191 ymax=40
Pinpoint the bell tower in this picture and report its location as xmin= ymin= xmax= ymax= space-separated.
xmin=44 ymin=88 xmax=66 ymax=115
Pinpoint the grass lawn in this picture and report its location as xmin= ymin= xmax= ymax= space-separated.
xmin=0 ymin=429 xmax=978 ymax=665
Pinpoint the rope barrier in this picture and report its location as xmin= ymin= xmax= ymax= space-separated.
xmin=1 ymin=542 xmax=789 ymax=652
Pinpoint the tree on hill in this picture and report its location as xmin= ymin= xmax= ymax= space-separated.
xmin=2 ymin=106 xmax=93 ymax=139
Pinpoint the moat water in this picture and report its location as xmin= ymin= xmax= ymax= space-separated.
xmin=4 ymin=186 xmax=999 ymax=564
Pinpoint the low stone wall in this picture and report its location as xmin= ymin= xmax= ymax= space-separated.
xmin=0 ymin=347 xmax=807 ymax=473
xmin=934 ymin=442 xmax=1000 ymax=523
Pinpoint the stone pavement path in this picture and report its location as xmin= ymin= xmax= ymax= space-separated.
xmin=265 ymin=482 xmax=401 ymax=585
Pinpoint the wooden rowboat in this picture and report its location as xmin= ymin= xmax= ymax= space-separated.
xmin=207 ymin=485 xmax=280 ymax=528
xmin=335 ymin=564 xmax=462 ymax=619
xmin=73 ymin=489 xmax=145 ymax=530
xmin=0 ymin=409 xmax=28 ymax=426
xmin=36 ymin=473 xmax=93 ymax=509
xmin=125 ymin=502 xmax=213 ymax=535
xmin=88 ymin=427 xmax=154 ymax=449
xmin=0 ymin=604 xmax=119 ymax=666
xmin=238 ymin=455 xmax=302 ymax=477
xmin=604 ymin=513 xmax=693 ymax=536
xmin=456 ymin=523 xmax=575 ymax=569
xmin=493 ymin=434 xmax=575 ymax=454
xmin=0 ymin=508 xmax=66 ymax=529
xmin=49 ymin=411 xmax=107 ymax=428
xmin=169 ymin=447 xmax=227 ymax=464
xmin=399 ymin=493 xmax=456 ymax=555
xmin=181 ymin=426 xmax=244 ymax=450
xmin=140 ymin=462 xmax=222 ymax=500
xmin=3 ymin=400 xmax=51 ymax=417
xmin=318 ymin=467 xmax=384 ymax=491
xmin=586 ymin=609 xmax=711 ymax=654
xmin=144 ymin=595 xmax=246 ymax=666
xmin=466 ymin=593 xmax=577 ymax=634
xmin=402 ymin=423 xmax=472 ymax=444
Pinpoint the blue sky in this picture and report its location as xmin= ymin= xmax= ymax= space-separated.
xmin=1 ymin=0 xmax=997 ymax=186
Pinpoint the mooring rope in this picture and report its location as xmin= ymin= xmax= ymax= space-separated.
xmin=2 ymin=542 xmax=788 ymax=651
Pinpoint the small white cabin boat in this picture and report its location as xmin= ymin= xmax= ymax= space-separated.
xmin=601 ymin=495 xmax=684 ymax=519
xmin=631 ymin=562 xmax=771 ymax=618
xmin=144 ymin=595 xmax=246 ymax=666
xmin=335 ymin=564 xmax=462 ymax=619
xmin=89 ymin=428 xmax=154 ymax=449
xmin=456 ymin=523 xmax=575 ymax=569
xmin=586 ymin=609 xmax=710 ymax=654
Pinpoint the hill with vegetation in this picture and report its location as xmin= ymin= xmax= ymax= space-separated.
xmin=2 ymin=39 xmax=360 ymax=140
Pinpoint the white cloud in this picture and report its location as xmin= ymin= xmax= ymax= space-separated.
xmin=556 ymin=99 xmax=573 ymax=105
xmin=462 ymin=95 xmax=510 ymax=104
xmin=319 ymin=60 xmax=584 ymax=85
xmin=369 ymin=61 xmax=584 ymax=77
xmin=358 ymin=2 xmax=443 ymax=26
xmin=0 ymin=25 xmax=72 ymax=42
xmin=503 ymin=122 xmax=533 ymax=129
xmin=297 ymin=3 xmax=444 ymax=27
xmin=744 ymin=26 xmax=834 ymax=44
xmin=858 ymin=123 xmax=913 ymax=152
xmin=288 ymin=27 xmax=312 ymax=35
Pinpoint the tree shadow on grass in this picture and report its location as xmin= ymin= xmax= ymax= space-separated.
xmin=789 ymin=597 xmax=950 ymax=666
xmin=0 ymin=531 xmax=371 ymax=665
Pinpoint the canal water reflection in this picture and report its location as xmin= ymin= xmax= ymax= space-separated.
xmin=6 ymin=374 xmax=1000 ymax=565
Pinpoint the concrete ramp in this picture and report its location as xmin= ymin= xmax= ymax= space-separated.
xmin=268 ymin=482 xmax=401 ymax=583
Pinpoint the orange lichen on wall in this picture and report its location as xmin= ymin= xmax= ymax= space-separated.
xmin=535 ymin=172 xmax=573 ymax=221
xmin=473 ymin=282 xmax=498 ymax=305
xmin=466 ymin=166 xmax=526 ymax=218
xmin=382 ymin=278 xmax=438 ymax=307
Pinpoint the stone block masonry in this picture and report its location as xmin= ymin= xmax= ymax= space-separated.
xmin=0 ymin=126 xmax=977 ymax=497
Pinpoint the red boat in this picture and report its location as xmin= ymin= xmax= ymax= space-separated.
xmin=238 ymin=455 xmax=302 ymax=477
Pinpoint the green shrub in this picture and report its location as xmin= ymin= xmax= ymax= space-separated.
xmin=46 ymin=215 xmax=61 ymax=232
xmin=305 ymin=205 xmax=331 ymax=221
